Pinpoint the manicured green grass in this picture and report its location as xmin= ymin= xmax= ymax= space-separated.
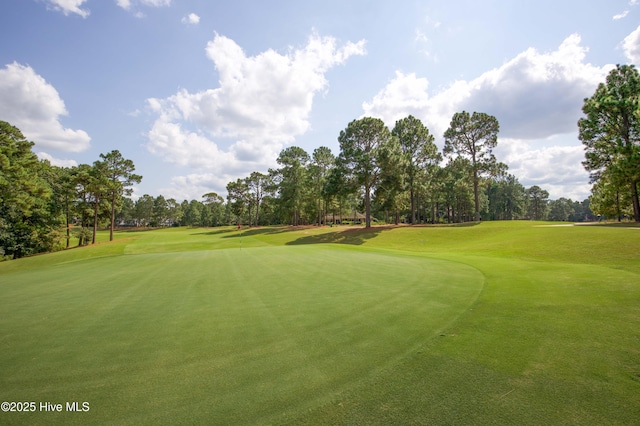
xmin=0 ymin=233 xmax=482 ymax=425
xmin=1 ymin=222 xmax=639 ymax=424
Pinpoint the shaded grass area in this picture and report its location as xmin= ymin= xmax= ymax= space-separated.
xmin=1 ymin=221 xmax=639 ymax=424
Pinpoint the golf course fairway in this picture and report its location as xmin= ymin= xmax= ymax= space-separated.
xmin=1 ymin=221 xmax=639 ymax=424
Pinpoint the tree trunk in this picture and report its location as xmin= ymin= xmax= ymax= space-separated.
xmin=322 ymin=199 xmax=327 ymax=226
xmin=365 ymin=186 xmax=371 ymax=228
xmin=473 ymin=174 xmax=480 ymax=222
xmin=255 ymin=193 xmax=261 ymax=227
xmin=410 ymin=187 xmax=415 ymax=224
xmin=92 ymin=199 xmax=99 ymax=244
xmin=631 ymin=180 xmax=640 ymax=222
xmin=110 ymin=194 xmax=115 ymax=241
xmin=65 ymin=194 xmax=70 ymax=249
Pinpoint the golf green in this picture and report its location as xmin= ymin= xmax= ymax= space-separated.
xmin=0 ymin=244 xmax=483 ymax=425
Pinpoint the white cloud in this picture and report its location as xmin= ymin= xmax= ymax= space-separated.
xmin=0 ymin=62 xmax=90 ymax=152
xmin=363 ymin=34 xmax=611 ymax=200
xmin=116 ymin=0 xmax=131 ymax=9
xmin=159 ymin=173 xmax=231 ymax=202
xmin=495 ymin=139 xmax=590 ymax=200
xmin=365 ymin=34 xmax=611 ymax=140
xmin=613 ymin=10 xmax=629 ymax=20
xmin=116 ymin=0 xmax=171 ymax=13
xmin=622 ymin=25 xmax=640 ymax=64
xmin=45 ymin=0 xmax=89 ymax=17
xmin=460 ymin=34 xmax=611 ymax=138
xmin=362 ymin=71 xmax=433 ymax=128
xmin=36 ymin=152 xmax=78 ymax=168
xmin=182 ymin=13 xmax=200 ymax=25
xmin=612 ymin=0 xmax=639 ymax=19
xmin=146 ymin=32 xmax=366 ymax=193
xmin=139 ymin=0 xmax=171 ymax=6
xmin=146 ymin=119 xmax=246 ymax=171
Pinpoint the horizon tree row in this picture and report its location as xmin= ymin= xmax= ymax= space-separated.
xmin=5 ymin=92 xmax=614 ymax=259
xmin=0 ymin=120 xmax=141 ymax=258
xmin=212 ymin=113 xmax=594 ymax=227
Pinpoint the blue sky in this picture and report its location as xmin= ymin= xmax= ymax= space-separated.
xmin=2 ymin=0 xmax=640 ymax=201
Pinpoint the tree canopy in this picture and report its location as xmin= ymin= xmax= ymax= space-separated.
xmin=2 ymin=106 xmax=609 ymax=260
xmin=100 ymin=150 xmax=142 ymax=241
xmin=337 ymin=117 xmax=398 ymax=228
xmin=0 ymin=121 xmax=54 ymax=258
xmin=579 ymin=64 xmax=640 ymax=222
xmin=444 ymin=111 xmax=501 ymax=221
xmin=392 ymin=115 xmax=441 ymax=224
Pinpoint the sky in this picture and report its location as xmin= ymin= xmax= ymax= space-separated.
xmin=2 ymin=0 xmax=640 ymax=202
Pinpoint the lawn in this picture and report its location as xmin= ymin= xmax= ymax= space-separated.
xmin=0 ymin=222 xmax=639 ymax=424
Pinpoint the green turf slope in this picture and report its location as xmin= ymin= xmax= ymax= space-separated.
xmin=295 ymin=222 xmax=640 ymax=424
xmin=0 ymin=243 xmax=482 ymax=425
xmin=1 ymin=222 xmax=639 ymax=424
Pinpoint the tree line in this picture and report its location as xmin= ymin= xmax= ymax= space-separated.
xmin=3 ymin=64 xmax=637 ymax=259
xmin=0 ymin=114 xmax=592 ymax=259
xmin=0 ymin=121 xmax=141 ymax=258
xmin=119 ymin=113 xmax=594 ymax=229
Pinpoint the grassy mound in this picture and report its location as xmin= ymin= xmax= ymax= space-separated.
xmin=1 ymin=221 xmax=639 ymax=424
